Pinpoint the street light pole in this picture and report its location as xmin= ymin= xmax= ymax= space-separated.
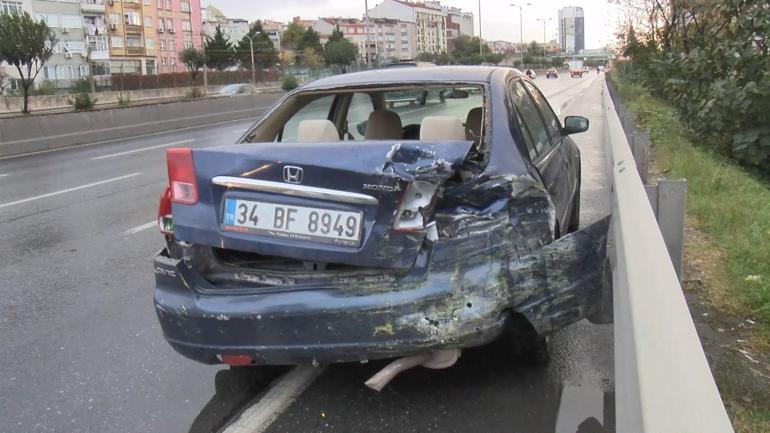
xmin=247 ymin=30 xmax=263 ymax=84
xmin=248 ymin=36 xmax=255 ymax=84
xmin=511 ymin=3 xmax=531 ymax=68
xmin=478 ymin=0 xmax=482 ymax=55
xmin=536 ymin=18 xmax=552 ymax=59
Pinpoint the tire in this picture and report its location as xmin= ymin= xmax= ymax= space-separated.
xmin=501 ymin=314 xmax=550 ymax=366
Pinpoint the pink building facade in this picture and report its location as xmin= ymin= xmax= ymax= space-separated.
xmin=154 ymin=0 xmax=202 ymax=74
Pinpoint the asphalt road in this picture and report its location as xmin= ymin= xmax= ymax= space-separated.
xmin=0 ymin=72 xmax=612 ymax=433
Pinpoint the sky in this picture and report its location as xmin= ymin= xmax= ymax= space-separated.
xmin=205 ymin=0 xmax=623 ymax=50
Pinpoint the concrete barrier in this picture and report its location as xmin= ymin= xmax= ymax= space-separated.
xmin=0 ymin=83 xmax=280 ymax=114
xmin=0 ymin=92 xmax=284 ymax=158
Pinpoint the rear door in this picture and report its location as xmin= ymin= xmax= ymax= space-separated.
xmin=508 ymin=80 xmax=571 ymax=230
xmin=523 ymin=81 xmax=578 ymax=224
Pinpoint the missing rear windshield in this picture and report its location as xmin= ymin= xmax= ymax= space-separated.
xmin=244 ymin=84 xmax=485 ymax=145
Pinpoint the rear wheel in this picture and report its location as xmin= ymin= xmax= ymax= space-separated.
xmin=502 ymin=314 xmax=550 ymax=366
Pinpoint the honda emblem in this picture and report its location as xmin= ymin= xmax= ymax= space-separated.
xmin=282 ymin=165 xmax=303 ymax=184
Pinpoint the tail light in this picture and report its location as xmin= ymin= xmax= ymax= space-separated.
xmin=158 ymin=186 xmax=173 ymax=235
xmin=393 ymin=181 xmax=438 ymax=232
xmin=166 ymin=148 xmax=198 ymax=205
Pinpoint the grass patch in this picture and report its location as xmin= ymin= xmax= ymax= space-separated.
xmin=610 ymin=72 xmax=770 ymax=432
xmin=611 ymin=74 xmax=770 ymax=323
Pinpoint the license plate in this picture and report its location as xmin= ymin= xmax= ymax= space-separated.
xmin=222 ymin=199 xmax=363 ymax=247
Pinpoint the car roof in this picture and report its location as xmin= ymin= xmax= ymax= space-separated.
xmin=300 ymin=66 xmax=523 ymax=90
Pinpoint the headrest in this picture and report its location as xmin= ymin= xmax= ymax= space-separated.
xmin=465 ymin=107 xmax=483 ymax=140
xmin=296 ymin=119 xmax=339 ymax=142
xmin=365 ymin=110 xmax=403 ymax=140
xmin=419 ymin=116 xmax=466 ymax=141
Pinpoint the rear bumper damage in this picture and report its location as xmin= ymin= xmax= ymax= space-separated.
xmin=153 ymin=216 xmax=611 ymax=366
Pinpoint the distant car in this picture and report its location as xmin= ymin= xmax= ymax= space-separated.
xmin=546 ymin=68 xmax=559 ymax=79
xmin=525 ymin=68 xmax=536 ymax=79
xmin=153 ymin=66 xmax=610 ymax=384
xmin=217 ymin=83 xmax=259 ymax=96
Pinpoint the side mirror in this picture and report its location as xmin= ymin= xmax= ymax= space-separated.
xmin=563 ymin=116 xmax=589 ymax=135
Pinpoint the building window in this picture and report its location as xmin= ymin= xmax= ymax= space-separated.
xmin=159 ymin=39 xmax=165 ymax=50
xmin=91 ymin=61 xmax=110 ymax=76
xmin=146 ymin=59 xmax=155 ymax=74
xmin=110 ymin=36 xmax=124 ymax=48
xmin=109 ymin=13 xmax=120 ymax=26
xmin=182 ymin=20 xmax=190 ymax=31
xmin=60 ymin=14 xmax=83 ymax=28
xmin=143 ymin=0 xmax=151 ymax=5
xmin=161 ymin=56 xmax=166 ymax=65
xmin=126 ymin=36 xmax=142 ymax=47
xmin=124 ymin=11 xmax=141 ymax=26
xmin=168 ymin=40 xmax=174 ymax=51
xmin=78 ymin=64 xmax=87 ymax=78
xmin=37 ymin=13 xmax=58 ymax=27
xmin=165 ymin=0 xmax=171 ymax=9
xmin=183 ymin=41 xmax=192 ymax=49
xmin=145 ymin=38 xmax=153 ymax=48
xmin=0 ymin=0 xmax=22 ymax=14
xmin=144 ymin=16 xmax=152 ymax=27
xmin=157 ymin=19 xmax=164 ymax=32
xmin=180 ymin=1 xmax=189 ymax=12
xmin=169 ymin=57 xmax=175 ymax=65
xmin=165 ymin=18 xmax=172 ymax=31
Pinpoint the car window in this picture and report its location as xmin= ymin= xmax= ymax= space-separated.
xmin=510 ymin=81 xmax=550 ymax=157
xmin=511 ymin=107 xmax=539 ymax=161
xmin=523 ymin=81 xmax=562 ymax=143
xmin=345 ymin=93 xmax=374 ymax=140
xmin=281 ymin=95 xmax=336 ymax=142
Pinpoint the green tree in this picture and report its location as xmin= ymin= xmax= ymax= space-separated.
xmin=416 ymin=52 xmax=435 ymax=62
xmin=451 ymin=34 xmax=491 ymax=65
xmin=323 ymin=28 xmax=357 ymax=72
xmin=301 ymin=47 xmax=322 ymax=69
xmin=280 ymin=22 xmax=305 ymax=51
xmin=236 ymin=21 xmax=278 ymax=70
xmin=204 ymin=25 xmax=235 ymax=71
xmin=297 ymin=27 xmax=322 ymax=54
xmin=179 ymin=47 xmax=205 ymax=83
xmin=0 ymin=12 xmax=57 ymax=113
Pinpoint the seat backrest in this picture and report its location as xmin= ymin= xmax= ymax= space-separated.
xmin=296 ymin=119 xmax=339 ymax=142
xmin=365 ymin=110 xmax=403 ymax=140
xmin=465 ymin=107 xmax=482 ymax=140
xmin=419 ymin=116 xmax=466 ymax=140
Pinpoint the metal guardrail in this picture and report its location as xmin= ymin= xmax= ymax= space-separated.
xmin=602 ymin=79 xmax=735 ymax=433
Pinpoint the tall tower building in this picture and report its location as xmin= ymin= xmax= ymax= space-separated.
xmin=558 ymin=6 xmax=584 ymax=54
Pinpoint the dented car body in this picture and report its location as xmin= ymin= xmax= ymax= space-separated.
xmin=153 ymin=66 xmax=611 ymax=367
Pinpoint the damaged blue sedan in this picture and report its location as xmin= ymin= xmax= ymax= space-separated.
xmin=153 ymin=66 xmax=611 ymax=390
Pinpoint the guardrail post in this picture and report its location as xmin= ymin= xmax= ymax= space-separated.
xmin=645 ymin=180 xmax=686 ymax=281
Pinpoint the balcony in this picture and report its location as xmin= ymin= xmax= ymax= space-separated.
xmin=126 ymin=46 xmax=145 ymax=56
xmin=81 ymin=0 xmax=105 ymax=13
xmin=124 ymin=24 xmax=143 ymax=33
xmin=86 ymin=35 xmax=110 ymax=60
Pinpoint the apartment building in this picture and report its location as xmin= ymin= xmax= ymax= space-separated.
xmin=33 ymin=0 xmax=92 ymax=87
xmin=446 ymin=6 xmax=473 ymax=51
xmin=201 ymin=4 xmax=248 ymax=42
xmin=326 ymin=17 xmax=415 ymax=63
xmin=154 ymin=0 xmax=202 ymax=73
xmin=368 ymin=0 xmax=448 ymax=55
xmin=261 ymin=19 xmax=284 ymax=49
xmin=104 ymin=0 xmax=155 ymax=75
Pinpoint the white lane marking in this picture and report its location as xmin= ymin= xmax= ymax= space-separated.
xmin=122 ymin=220 xmax=156 ymax=235
xmin=91 ymin=139 xmax=194 ymax=160
xmin=0 ymin=172 xmax=142 ymax=209
xmin=0 ymin=115 xmax=263 ymax=161
xmin=223 ymin=366 xmax=325 ymax=433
